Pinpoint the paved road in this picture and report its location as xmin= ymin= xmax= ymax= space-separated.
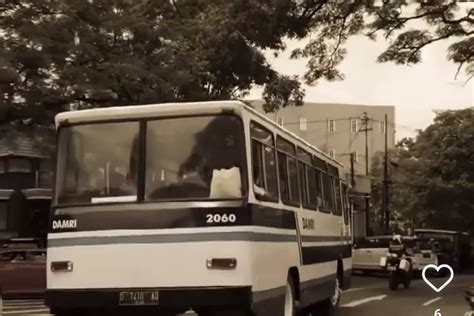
xmin=2 ymin=299 xmax=51 ymax=315
xmin=2 ymin=274 xmax=472 ymax=315
xmin=339 ymin=273 xmax=474 ymax=316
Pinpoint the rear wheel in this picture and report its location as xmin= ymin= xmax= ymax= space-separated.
xmin=284 ymin=276 xmax=296 ymax=316
xmin=204 ymin=308 xmax=251 ymax=316
xmin=403 ymin=269 xmax=413 ymax=289
xmin=310 ymin=274 xmax=341 ymax=316
xmin=389 ymin=271 xmax=399 ymax=291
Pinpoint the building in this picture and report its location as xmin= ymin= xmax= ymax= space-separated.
xmin=0 ymin=123 xmax=55 ymax=242
xmin=252 ymin=100 xmax=396 ymax=238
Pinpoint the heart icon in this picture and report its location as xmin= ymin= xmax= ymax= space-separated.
xmin=422 ymin=264 xmax=454 ymax=293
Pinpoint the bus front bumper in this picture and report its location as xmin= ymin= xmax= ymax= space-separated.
xmin=46 ymin=286 xmax=252 ymax=313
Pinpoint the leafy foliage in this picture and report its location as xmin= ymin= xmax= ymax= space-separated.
xmin=367 ymin=0 xmax=474 ymax=81
xmin=1 ymin=0 xmax=471 ymax=124
xmin=0 ymin=0 xmax=372 ymax=122
xmin=371 ymin=109 xmax=474 ymax=234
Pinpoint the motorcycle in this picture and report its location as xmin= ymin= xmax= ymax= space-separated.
xmin=465 ymin=286 xmax=474 ymax=316
xmin=380 ymin=236 xmax=414 ymax=291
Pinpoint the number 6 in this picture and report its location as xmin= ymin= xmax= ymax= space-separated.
xmin=434 ymin=309 xmax=441 ymax=316
xmin=221 ymin=214 xmax=228 ymax=223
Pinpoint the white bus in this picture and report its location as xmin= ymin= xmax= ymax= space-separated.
xmin=46 ymin=101 xmax=352 ymax=316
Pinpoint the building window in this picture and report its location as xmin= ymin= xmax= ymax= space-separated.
xmin=328 ymin=149 xmax=336 ymax=159
xmin=299 ymin=117 xmax=307 ymax=131
xmin=380 ymin=120 xmax=386 ymax=134
xmin=8 ymin=158 xmax=32 ymax=173
xmin=277 ymin=116 xmax=284 ymax=126
xmin=328 ymin=119 xmax=336 ymax=132
xmin=351 ymin=119 xmax=359 ymax=133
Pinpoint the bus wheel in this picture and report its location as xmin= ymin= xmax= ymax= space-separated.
xmin=284 ymin=276 xmax=296 ymax=316
xmin=203 ymin=308 xmax=252 ymax=316
xmin=311 ymin=275 xmax=341 ymax=316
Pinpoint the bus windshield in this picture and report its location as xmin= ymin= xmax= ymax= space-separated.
xmin=55 ymin=115 xmax=246 ymax=206
xmin=145 ymin=115 xmax=245 ymax=201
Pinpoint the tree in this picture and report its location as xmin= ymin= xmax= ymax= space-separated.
xmin=413 ymin=108 xmax=474 ymax=232
xmin=371 ymin=109 xmax=474 ymax=234
xmin=366 ymin=0 xmax=474 ymax=81
xmin=0 ymin=0 xmax=373 ymax=124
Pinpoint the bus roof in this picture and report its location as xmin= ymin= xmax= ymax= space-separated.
xmin=55 ymin=100 xmax=344 ymax=168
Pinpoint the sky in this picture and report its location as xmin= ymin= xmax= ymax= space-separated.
xmin=246 ymin=12 xmax=474 ymax=140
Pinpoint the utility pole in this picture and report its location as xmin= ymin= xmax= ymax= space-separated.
xmin=350 ymin=152 xmax=356 ymax=187
xmin=360 ymin=112 xmax=372 ymax=236
xmin=383 ymin=114 xmax=390 ymax=234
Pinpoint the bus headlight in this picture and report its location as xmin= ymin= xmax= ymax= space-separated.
xmin=206 ymin=258 xmax=237 ymax=270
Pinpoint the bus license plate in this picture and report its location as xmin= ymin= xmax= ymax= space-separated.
xmin=119 ymin=290 xmax=159 ymax=306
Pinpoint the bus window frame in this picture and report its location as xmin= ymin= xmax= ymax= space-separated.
xmin=297 ymin=147 xmax=317 ymax=211
xmin=312 ymin=156 xmax=327 ymax=213
xmin=53 ymin=113 xmax=249 ymax=208
xmin=276 ymin=135 xmax=300 ymax=208
xmin=250 ymin=121 xmax=279 ymax=203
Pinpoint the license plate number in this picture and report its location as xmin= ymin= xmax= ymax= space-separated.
xmin=387 ymin=266 xmax=396 ymax=271
xmin=119 ymin=291 xmax=159 ymax=306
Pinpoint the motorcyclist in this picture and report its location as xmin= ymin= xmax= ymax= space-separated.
xmin=385 ymin=235 xmax=413 ymax=290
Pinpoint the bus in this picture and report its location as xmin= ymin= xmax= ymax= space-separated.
xmin=46 ymin=101 xmax=352 ymax=316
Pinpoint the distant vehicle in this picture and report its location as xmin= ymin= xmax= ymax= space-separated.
xmin=411 ymin=238 xmax=439 ymax=275
xmin=0 ymin=248 xmax=46 ymax=298
xmin=353 ymin=235 xmax=437 ymax=275
xmin=1 ymin=238 xmax=43 ymax=250
xmin=380 ymin=236 xmax=413 ymax=291
xmin=353 ymin=236 xmax=392 ymax=272
xmin=414 ymin=229 xmax=472 ymax=271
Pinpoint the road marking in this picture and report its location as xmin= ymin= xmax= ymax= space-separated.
xmin=345 ymin=285 xmax=385 ymax=293
xmin=341 ymin=294 xmax=387 ymax=307
xmin=3 ymin=308 xmax=51 ymax=314
xmin=422 ymin=297 xmax=442 ymax=306
xmin=2 ymin=299 xmax=51 ymax=315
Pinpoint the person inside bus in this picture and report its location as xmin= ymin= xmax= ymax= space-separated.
xmin=180 ymin=116 xmax=244 ymax=197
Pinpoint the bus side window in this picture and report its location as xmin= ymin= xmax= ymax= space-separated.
xmin=250 ymin=122 xmax=278 ymax=200
xmin=322 ymin=172 xmax=334 ymax=212
xmin=277 ymin=152 xmax=290 ymax=202
xmin=297 ymin=148 xmax=313 ymax=208
xmin=287 ymin=156 xmax=299 ymax=204
xmin=333 ymin=179 xmax=342 ymax=216
xmin=307 ymin=166 xmax=318 ymax=210
xmin=277 ymin=137 xmax=299 ymax=206
xmin=298 ymin=161 xmax=308 ymax=206
xmin=342 ymin=184 xmax=349 ymax=225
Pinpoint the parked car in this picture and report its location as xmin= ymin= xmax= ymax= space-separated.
xmin=0 ymin=248 xmax=46 ymax=298
xmin=414 ymin=229 xmax=472 ymax=271
xmin=410 ymin=238 xmax=439 ymax=276
xmin=353 ymin=236 xmax=392 ymax=272
xmin=353 ymin=235 xmax=438 ymax=275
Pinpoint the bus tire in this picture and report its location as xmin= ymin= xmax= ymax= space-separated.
xmin=284 ymin=275 xmax=296 ymax=316
xmin=204 ymin=308 xmax=251 ymax=316
xmin=310 ymin=274 xmax=341 ymax=316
